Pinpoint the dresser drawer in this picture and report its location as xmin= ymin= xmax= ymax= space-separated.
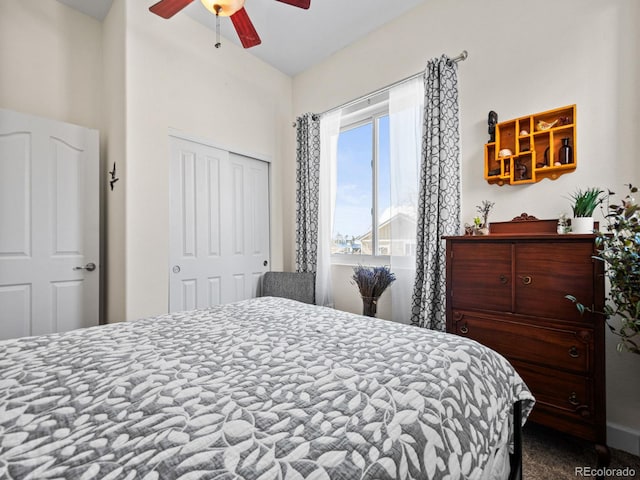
xmin=450 ymin=310 xmax=594 ymax=374
xmin=511 ymin=360 xmax=594 ymax=422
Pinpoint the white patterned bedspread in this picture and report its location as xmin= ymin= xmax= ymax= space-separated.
xmin=0 ymin=297 xmax=534 ymax=480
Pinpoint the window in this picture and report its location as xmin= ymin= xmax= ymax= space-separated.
xmin=331 ymin=88 xmax=422 ymax=263
xmin=332 ymin=101 xmax=392 ymax=258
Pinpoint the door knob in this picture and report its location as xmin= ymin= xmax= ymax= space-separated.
xmin=74 ymin=262 xmax=96 ymax=272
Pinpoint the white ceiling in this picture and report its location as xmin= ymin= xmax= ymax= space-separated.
xmin=57 ymin=0 xmax=427 ymax=76
xmin=57 ymin=0 xmax=114 ymax=22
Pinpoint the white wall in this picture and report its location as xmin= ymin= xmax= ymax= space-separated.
xmin=0 ymin=1 xmax=102 ymax=130
xmin=102 ymin=0 xmax=127 ymax=324
xmin=291 ymin=0 xmax=640 ymax=451
xmin=123 ymin=1 xmax=292 ymax=321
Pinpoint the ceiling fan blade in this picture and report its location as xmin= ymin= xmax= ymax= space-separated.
xmin=230 ymin=7 xmax=262 ymax=48
xmin=149 ymin=0 xmax=195 ymax=19
xmin=275 ymin=0 xmax=310 ymax=9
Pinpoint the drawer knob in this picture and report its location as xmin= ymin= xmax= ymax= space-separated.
xmin=568 ymin=392 xmax=580 ymax=406
xmin=520 ymin=275 xmax=532 ymax=285
xmin=459 ymin=324 xmax=469 ymax=334
xmin=568 ymin=346 xmax=580 ymax=358
xmin=499 ymin=274 xmax=508 ymax=284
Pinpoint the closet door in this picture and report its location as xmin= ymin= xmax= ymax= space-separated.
xmin=169 ymin=136 xmax=270 ymax=312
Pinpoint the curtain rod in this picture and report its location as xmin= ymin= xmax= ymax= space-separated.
xmin=293 ymin=50 xmax=468 ymax=126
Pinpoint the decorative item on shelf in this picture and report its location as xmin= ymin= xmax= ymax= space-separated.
xmin=498 ymin=148 xmax=512 ymax=157
xmin=567 ymin=184 xmax=640 ymax=354
xmin=468 ymin=200 xmax=494 ymax=235
xmin=351 ymin=265 xmax=396 ymax=317
xmin=519 ymin=129 xmax=528 ymax=136
xmin=567 ymin=187 xmax=605 ymax=234
xmin=515 ymin=160 xmax=528 ymax=181
xmin=488 ymin=110 xmax=498 ymax=142
xmin=471 ymin=216 xmax=488 ymax=235
xmin=543 ymin=146 xmax=550 ymax=165
xmin=536 ymin=119 xmax=558 ymax=131
xmin=557 ymin=213 xmax=569 ymax=234
xmin=559 ymin=137 xmax=573 ymax=164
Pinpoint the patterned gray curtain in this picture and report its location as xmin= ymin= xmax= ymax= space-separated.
xmin=410 ymin=56 xmax=461 ymax=330
xmin=295 ymin=113 xmax=321 ymax=273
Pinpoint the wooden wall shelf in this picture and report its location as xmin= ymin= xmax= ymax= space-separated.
xmin=485 ymin=105 xmax=577 ymax=186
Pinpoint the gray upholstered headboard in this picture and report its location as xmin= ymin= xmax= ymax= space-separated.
xmin=261 ymin=272 xmax=315 ymax=304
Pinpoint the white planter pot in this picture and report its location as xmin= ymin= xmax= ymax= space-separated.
xmin=571 ymin=217 xmax=594 ymax=234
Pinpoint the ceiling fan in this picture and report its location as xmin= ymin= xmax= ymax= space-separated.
xmin=149 ymin=0 xmax=311 ymax=49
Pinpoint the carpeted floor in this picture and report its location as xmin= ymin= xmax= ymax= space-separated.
xmin=522 ymin=423 xmax=640 ymax=479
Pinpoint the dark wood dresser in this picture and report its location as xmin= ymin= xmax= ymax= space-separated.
xmin=445 ymin=233 xmax=608 ymax=464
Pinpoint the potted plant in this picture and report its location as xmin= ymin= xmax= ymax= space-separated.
xmin=568 ymin=184 xmax=640 ymax=354
xmin=568 ymin=187 xmax=605 ymax=234
xmin=352 ymin=265 xmax=396 ymax=317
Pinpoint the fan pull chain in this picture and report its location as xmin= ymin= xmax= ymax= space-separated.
xmin=215 ymin=12 xmax=221 ymax=48
xmin=214 ymin=5 xmax=221 ymax=48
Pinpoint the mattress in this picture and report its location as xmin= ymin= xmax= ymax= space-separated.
xmin=0 ymin=296 xmax=534 ymax=479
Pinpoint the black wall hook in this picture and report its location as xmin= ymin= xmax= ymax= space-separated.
xmin=109 ymin=162 xmax=119 ymax=191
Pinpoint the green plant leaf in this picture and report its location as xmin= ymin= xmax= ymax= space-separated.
xmin=577 ymin=184 xmax=640 ymax=354
xmin=568 ymin=187 xmax=606 ymax=217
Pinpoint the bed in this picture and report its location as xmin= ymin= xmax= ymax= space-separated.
xmin=0 ymin=297 xmax=534 ymax=480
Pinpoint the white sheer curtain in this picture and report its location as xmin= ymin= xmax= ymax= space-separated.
xmin=388 ymin=77 xmax=424 ymax=323
xmin=316 ymin=109 xmax=342 ymax=307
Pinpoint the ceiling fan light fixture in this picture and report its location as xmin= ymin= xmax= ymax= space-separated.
xmin=201 ymin=0 xmax=245 ymax=17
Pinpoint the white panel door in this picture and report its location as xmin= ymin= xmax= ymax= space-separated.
xmin=0 ymin=109 xmax=99 ymax=339
xmin=169 ymin=137 xmax=270 ymax=312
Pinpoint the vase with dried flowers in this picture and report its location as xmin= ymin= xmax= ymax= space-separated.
xmin=470 ymin=200 xmax=495 ymax=235
xmin=352 ymin=265 xmax=396 ymax=317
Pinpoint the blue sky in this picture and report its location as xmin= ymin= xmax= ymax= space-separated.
xmin=333 ymin=116 xmax=390 ymax=240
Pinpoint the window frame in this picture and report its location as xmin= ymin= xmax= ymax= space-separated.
xmin=331 ymin=97 xmax=390 ymax=266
